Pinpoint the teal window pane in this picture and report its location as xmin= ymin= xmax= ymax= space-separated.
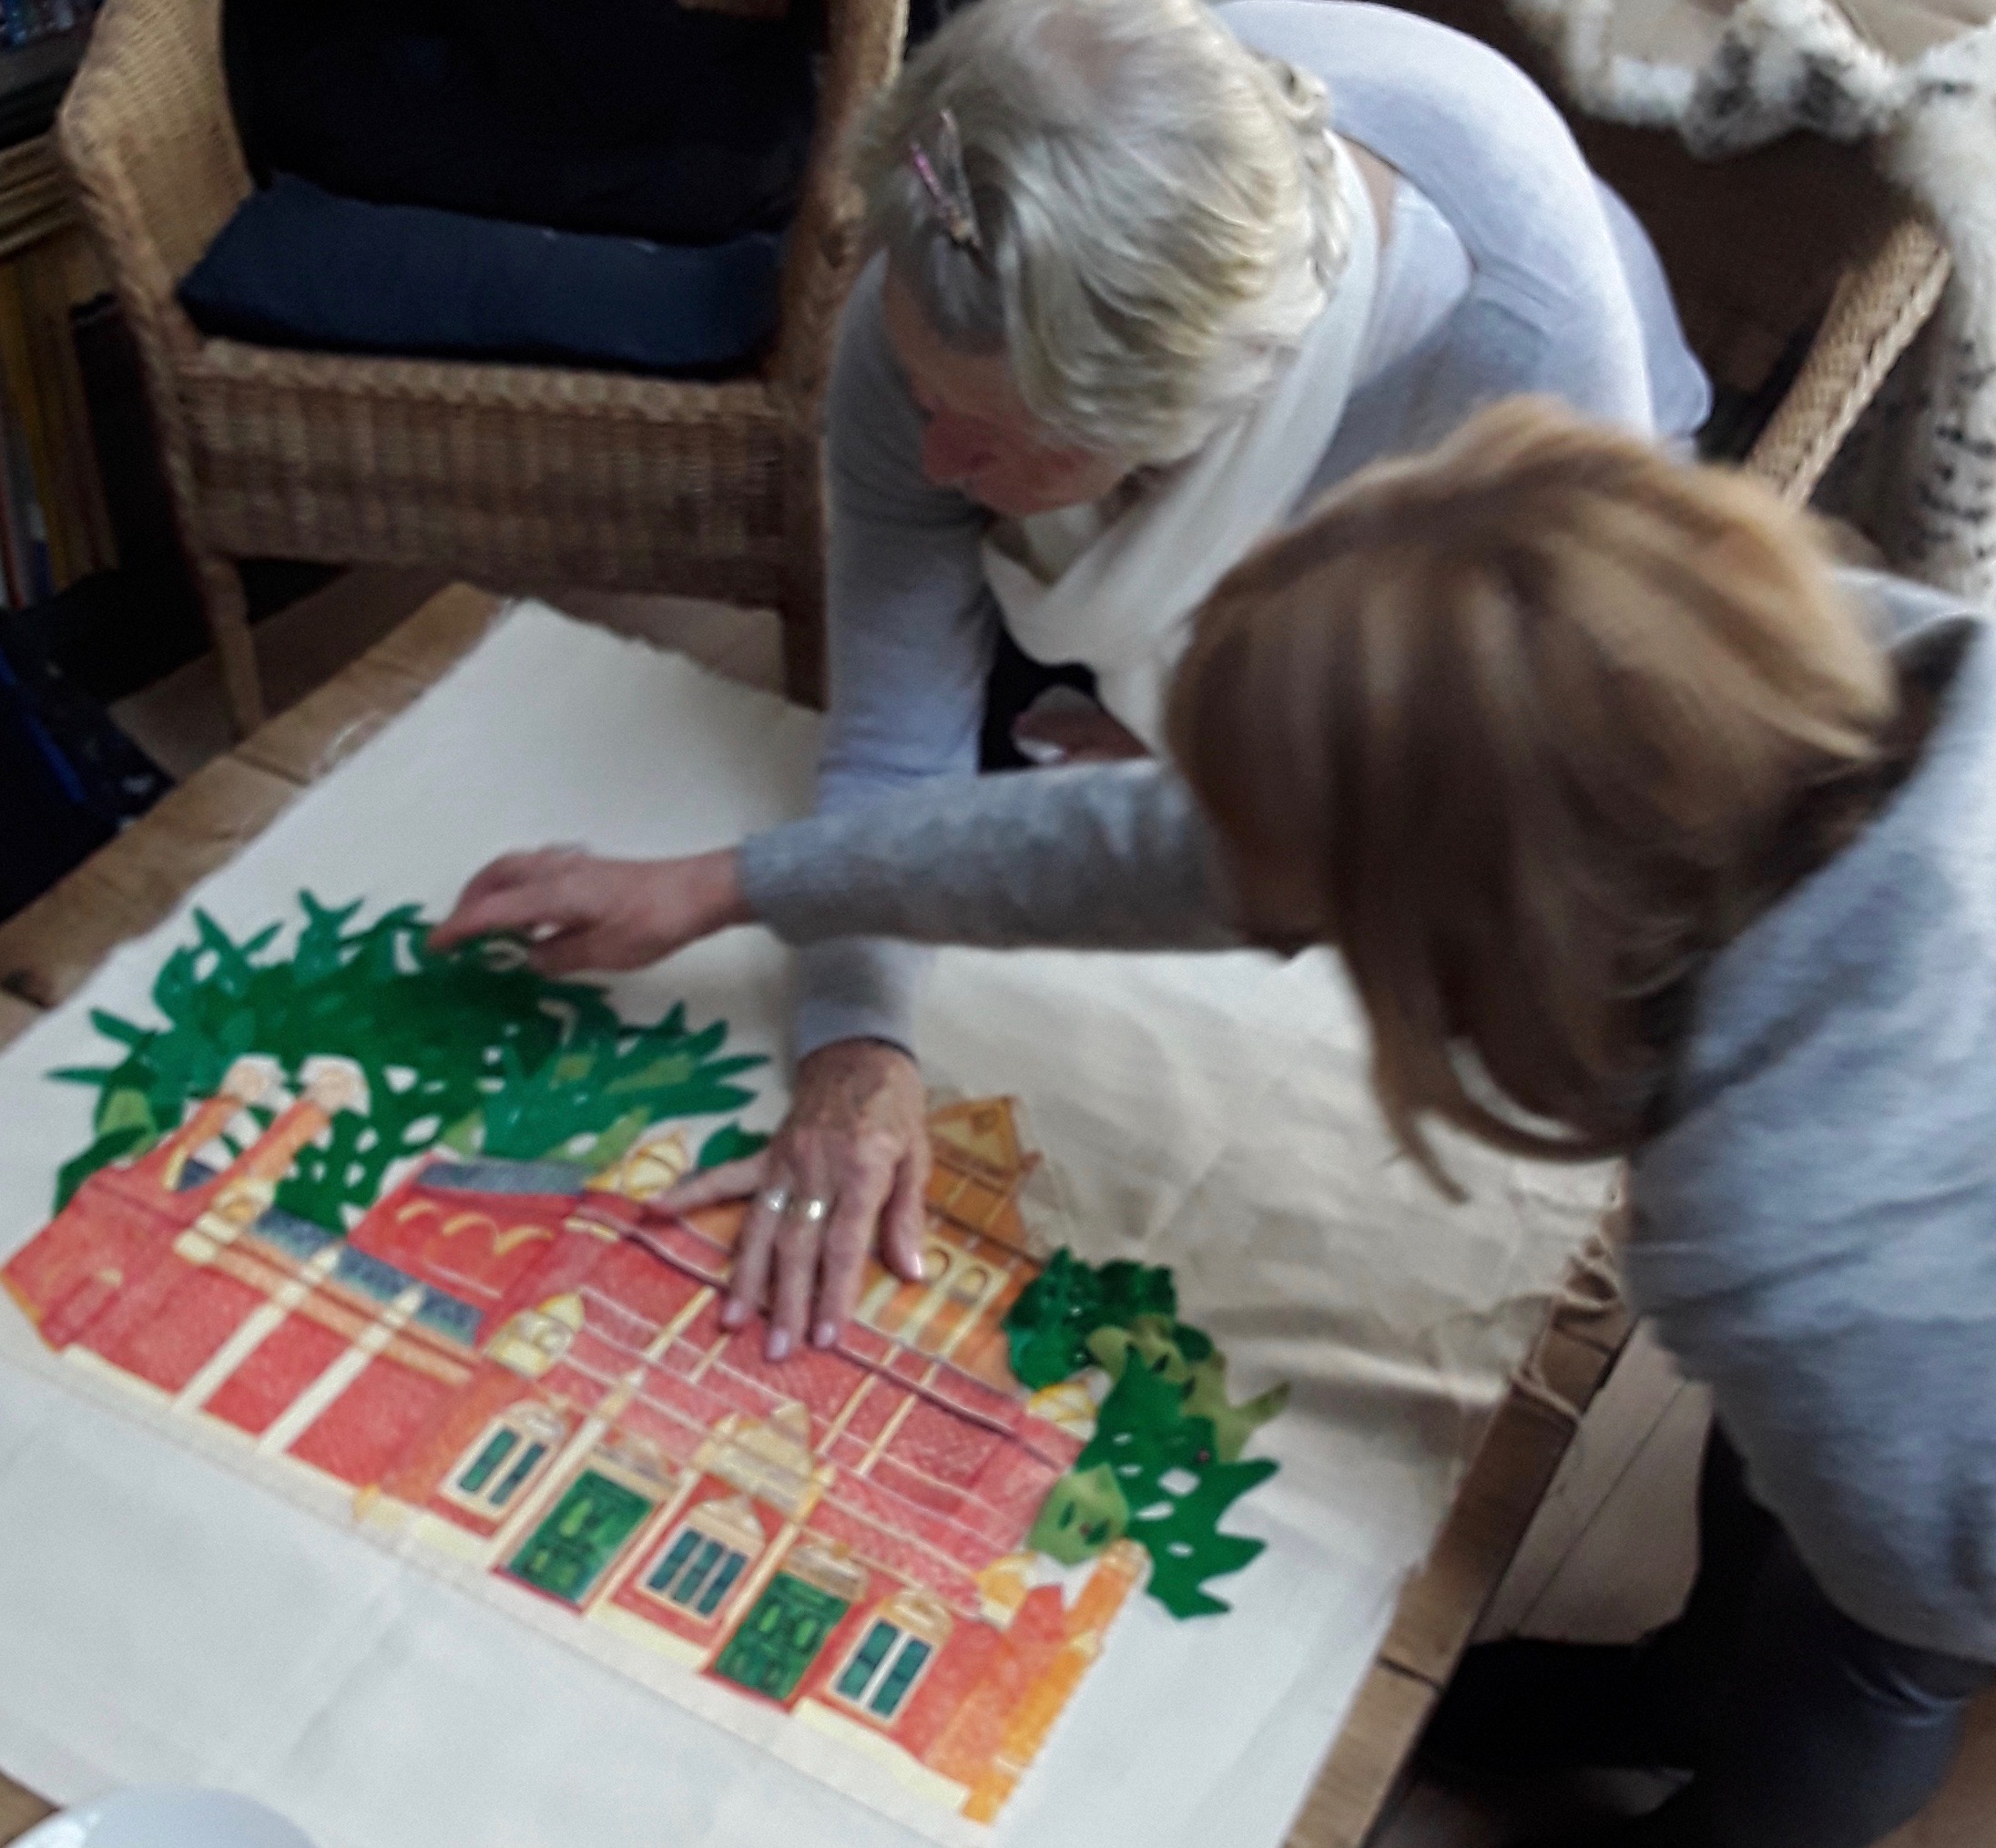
xmin=871 ymin=1639 xmax=932 ymax=1718
xmin=698 ymin=1551 xmax=747 ymax=1617
xmin=837 ymin=1621 xmax=899 ymax=1700
xmin=674 ymin=1537 xmax=726 ymax=1607
xmin=647 ymin=1529 xmax=700 ymax=1594
xmin=457 ymin=1429 xmax=517 ymax=1496
xmin=492 ymin=1441 xmax=547 ymax=1507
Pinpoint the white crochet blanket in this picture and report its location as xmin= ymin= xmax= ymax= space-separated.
xmin=1505 ymin=0 xmax=1996 ymax=602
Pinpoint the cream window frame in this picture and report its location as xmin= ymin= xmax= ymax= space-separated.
xmin=441 ymin=1404 xmax=565 ymax=1516
xmin=636 ymin=1498 xmax=766 ymax=1622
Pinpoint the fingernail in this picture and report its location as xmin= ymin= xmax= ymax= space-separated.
xmin=721 ymin=1301 xmax=746 ymax=1329
xmin=766 ymin=1329 xmax=792 ymax=1362
xmin=812 ymin=1321 xmax=836 ymax=1349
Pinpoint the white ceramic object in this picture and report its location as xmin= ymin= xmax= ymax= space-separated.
xmin=15 ymin=1788 xmax=315 ymax=1848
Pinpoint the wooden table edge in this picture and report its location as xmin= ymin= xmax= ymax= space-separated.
xmin=0 ymin=584 xmax=1632 ymax=1848
xmin=1285 ymin=1265 xmax=1632 ymax=1846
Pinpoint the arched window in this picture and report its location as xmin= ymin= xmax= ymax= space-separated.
xmin=830 ymin=1588 xmax=952 ymax=1723
xmin=444 ymin=1401 xmax=567 ymax=1516
xmin=947 ymin=1263 xmax=992 ymax=1306
xmin=640 ymin=1495 xmax=765 ymax=1621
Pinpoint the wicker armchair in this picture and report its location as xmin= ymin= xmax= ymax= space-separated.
xmin=58 ymin=0 xmax=906 ymax=733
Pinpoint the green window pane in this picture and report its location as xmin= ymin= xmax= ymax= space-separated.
xmin=837 ymin=1622 xmax=899 ymax=1700
xmin=870 ymin=1639 xmax=932 ymax=1719
xmin=508 ymin=1471 xmax=654 ymax=1606
xmin=674 ymin=1538 xmax=726 ymax=1607
xmin=647 ymin=1529 xmax=700 ymax=1594
xmin=457 ymin=1429 xmax=517 ymax=1496
xmin=492 ymin=1441 xmax=547 ymax=1507
xmin=698 ymin=1551 xmax=747 ymax=1617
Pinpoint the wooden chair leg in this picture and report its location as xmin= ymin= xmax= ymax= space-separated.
xmin=779 ymin=425 xmax=829 ymax=709
xmin=779 ymin=583 xmax=826 ymax=709
xmin=190 ymin=550 xmax=265 ymax=737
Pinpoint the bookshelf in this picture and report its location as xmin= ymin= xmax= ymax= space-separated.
xmin=0 ymin=115 xmax=120 ymax=611
xmin=0 ymin=132 xmax=67 ymax=259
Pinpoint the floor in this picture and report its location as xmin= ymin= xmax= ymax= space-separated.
xmin=31 ymin=568 xmax=1992 ymax=1844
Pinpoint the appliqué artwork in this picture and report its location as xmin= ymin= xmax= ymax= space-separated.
xmin=2 ymin=896 xmax=1287 ymax=1826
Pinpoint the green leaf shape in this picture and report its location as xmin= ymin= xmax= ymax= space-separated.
xmin=46 ymin=893 xmax=771 ymax=1230
xmin=94 ymin=1086 xmax=157 ymax=1140
xmin=1026 ymin=1462 xmax=1129 ymax=1565
xmin=1074 ymin=1357 xmax=1276 ymax=1618
xmin=1003 ymin=1248 xmax=1177 ymax=1391
xmin=55 ymin=1124 xmax=154 ymax=1211
xmin=699 ymin=1122 xmax=771 ymax=1169
xmin=1085 ymin=1317 xmax=1288 ymax=1464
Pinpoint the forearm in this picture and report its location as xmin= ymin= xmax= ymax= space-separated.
xmin=739 ymin=760 xmax=1243 ymax=953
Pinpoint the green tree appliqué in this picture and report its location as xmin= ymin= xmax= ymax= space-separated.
xmin=1009 ymin=1249 xmax=1290 ymax=1619
xmin=47 ymin=893 xmax=769 ymax=1229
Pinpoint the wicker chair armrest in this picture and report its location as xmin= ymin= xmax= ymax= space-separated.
xmin=769 ymin=0 xmax=907 ymax=414
xmin=1745 ymin=212 xmax=1951 ymax=505
xmin=57 ymin=0 xmax=250 ymax=366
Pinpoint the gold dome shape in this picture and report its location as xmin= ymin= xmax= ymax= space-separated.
xmin=489 ymin=1292 xmax=586 ymax=1379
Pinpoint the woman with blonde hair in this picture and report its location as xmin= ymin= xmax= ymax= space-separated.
xmin=437 ymin=398 xmax=1994 ymax=1844
xmin=453 ymin=0 xmax=1706 ymax=1344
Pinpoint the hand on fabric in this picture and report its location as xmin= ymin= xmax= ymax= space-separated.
xmin=428 ymin=846 xmax=750 ymax=975
xmin=657 ymin=1038 xmax=932 ymax=1361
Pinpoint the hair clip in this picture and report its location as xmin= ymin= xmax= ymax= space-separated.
xmin=908 ymin=107 xmax=982 ymax=254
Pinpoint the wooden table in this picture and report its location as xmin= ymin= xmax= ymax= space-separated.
xmin=0 ymin=584 xmax=1630 ymax=1847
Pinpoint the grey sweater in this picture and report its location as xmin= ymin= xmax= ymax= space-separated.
xmin=799 ymin=0 xmax=1711 ymax=1062
xmin=739 ymin=570 xmax=1996 ymax=1663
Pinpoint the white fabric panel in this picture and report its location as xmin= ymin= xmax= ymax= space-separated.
xmin=0 ymin=604 xmax=1608 ymax=1847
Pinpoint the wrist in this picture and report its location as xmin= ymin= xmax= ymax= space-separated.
xmin=681 ymin=848 xmax=754 ymax=937
xmin=799 ymin=1036 xmax=918 ymax=1074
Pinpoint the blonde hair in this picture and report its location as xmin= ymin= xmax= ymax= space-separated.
xmin=1168 ymin=398 xmax=1900 ymax=1189
xmin=853 ymin=0 xmax=1347 ymax=464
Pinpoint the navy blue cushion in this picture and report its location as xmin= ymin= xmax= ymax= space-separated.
xmin=179 ymin=174 xmax=782 ymax=375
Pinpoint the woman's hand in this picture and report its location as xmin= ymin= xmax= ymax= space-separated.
xmin=658 ymin=1038 xmax=932 ymax=1361
xmin=428 ymin=846 xmax=750 ymax=975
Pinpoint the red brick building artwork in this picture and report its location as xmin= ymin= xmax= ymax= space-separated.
xmin=2 ymin=1059 xmax=1149 ymax=1824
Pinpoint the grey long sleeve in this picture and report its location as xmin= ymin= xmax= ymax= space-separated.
xmin=740 ymin=760 xmax=1244 ymax=954
xmin=796 ymin=256 xmax=996 ymax=1057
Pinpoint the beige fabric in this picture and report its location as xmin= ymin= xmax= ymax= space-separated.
xmin=1503 ymin=0 xmax=1996 ymax=605
xmin=0 ymin=607 xmax=1609 ymax=1848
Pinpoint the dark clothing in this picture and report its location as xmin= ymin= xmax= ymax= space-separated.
xmin=1624 ymin=1430 xmax=1991 ymax=1847
xmin=976 ymin=628 xmax=1099 ymax=771
xmin=1427 ymin=1428 xmax=1993 ymax=1848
